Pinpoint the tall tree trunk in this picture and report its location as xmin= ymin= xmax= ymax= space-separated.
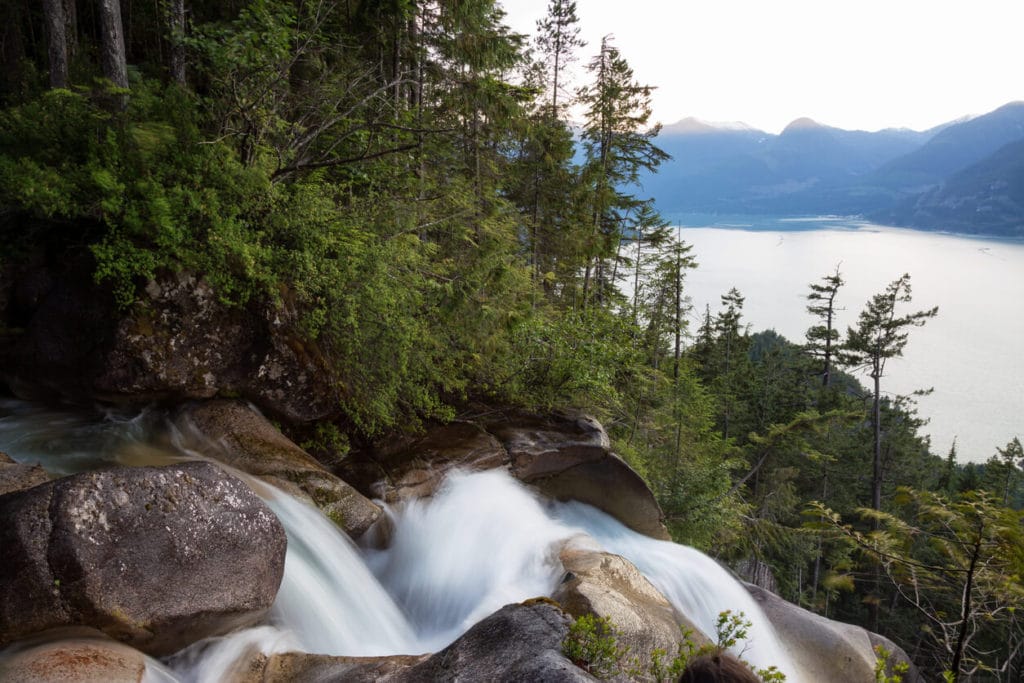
xmin=822 ymin=297 xmax=834 ymax=387
xmin=872 ymin=370 xmax=882 ymax=513
xmin=99 ymin=0 xmax=129 ymax=89
xmin=63 ymin=0 xmax=78 ymax=60
xmin=167 ymin=0 xmax=186 ymax=86
xmin=950 ymin=537 xmax=983 ymax=681
xmin=869 ymin=367 xmax=883 ymax=634
xmin=1 ymin=3 xmax=26 ymax=89
xmin=43 ymin=0 xmax=69 ymax=88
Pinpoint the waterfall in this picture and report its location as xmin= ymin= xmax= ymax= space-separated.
xmin=0 ymin=402 xmax=801 ymax=680
xmin=260 ymin=488 xmax=420 ymax=656
xmin=365 ymin=469 xmax=573 ymax=652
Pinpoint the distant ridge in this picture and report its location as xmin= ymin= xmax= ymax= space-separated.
xmin=663 ymin=117 xmax=760 ymax=135
xmin=644 ymin=101 xmax=1024 ymax=236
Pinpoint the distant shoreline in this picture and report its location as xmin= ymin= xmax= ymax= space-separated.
xmin=664 ymin=213 xmax=1024 ymax=244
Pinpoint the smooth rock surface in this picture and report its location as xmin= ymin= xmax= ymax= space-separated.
xmin=0 ymin=462 xmax=287 ymax=655
xmin=177 ymin=399 xmax=380 ymax=537
xmin=488 ymin=412 xmax=671 ymax=540
xmin=349 ymin=411 xmax=671 ymax=541
xmin=553 ymin=544 xmax=708 ymax=671
xmin=0 ymin=450 xmax=49 ymax=496
xmin=746 ymin=584 xmax=924 ymax=683
xmin=243 ymin=652 xmax=429 ymax=683
xmin=400 ymin=600 xmax=597 ymax=682
xmin=343 ymin=421 xmax=509 ymax=503
xmin=0 ymin=629 xmax=147 ymax=683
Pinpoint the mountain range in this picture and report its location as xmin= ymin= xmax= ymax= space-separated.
xmin=643 ymin=102 xmax=1024 ymax=237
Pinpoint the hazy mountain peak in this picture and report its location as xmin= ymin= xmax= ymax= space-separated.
xmin=782 ymin=117 xmax=826 ymax=133
xmin=664 ymin=117 xmax=759 ymax=135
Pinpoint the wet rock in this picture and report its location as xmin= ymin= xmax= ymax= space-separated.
xmin=401 ymin=600 xmax=597 ymax=682
xmin=342 ymin=421 xmax=508 ymax=503
xmin=243 ymin=652 xmax=429 ymax=683
xmin=0 ymin=451 xmax=49 ymax=496
xmin=177 ymin=399 xmax=380 ymax=538
xmin=0 ymin=462 xmax=287 ymax=655
xmin=746 ymin=584 xmax=923 ymax=682
xmin=236 ymin=601 xmax=594 ymax=682
xmin=0 ymin=628 xmax=147 ymax=683
xmin=488 ymin=412 xmax=671 ymax=541
xmin=552 ymin=543 xmax=709 ymax=671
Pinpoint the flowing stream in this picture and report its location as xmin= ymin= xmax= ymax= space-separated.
xmin=0 ymin=402 xmax=801 ymax=680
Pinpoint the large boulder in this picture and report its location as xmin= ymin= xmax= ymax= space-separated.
xmin=746 ymin=584 xmax=923 ymax=683
xmin=176 ymin=400 xmax=381 ymax=538
xmin=342 ymin=421 xmax=509 ymax=503
xmin=552 ymin=543 xmax=709 ymax=672
xmin=400 ymin=599 xmax=596 ymax=682
xmin=0 ymin=462 xmax=287 ymax=655
xmin=0 ymin=628 xmax=148 ymax=683
xmin=488 ymin=412 xmax=671 ymax=541
xmin=96 ymin=274 xmax=338 ymax=423
xmin=242 ymin=652 xmax=429 ymax=683
xmin=1 ymin=258 xmax=338 ymax=423
xmin=346 ymin=411 xmax=671 ymax=542
xmin=0 ymin=451 xmax=49 ymax=496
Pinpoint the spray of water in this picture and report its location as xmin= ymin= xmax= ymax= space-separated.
xmin=365 ymin=469 xmax=574 ymax=651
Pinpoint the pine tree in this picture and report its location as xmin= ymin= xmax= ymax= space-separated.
xmin=805 ymin=266 xmax=844 ymax=388
xmin=841 ymin=273 xmax=937 ymax=515
xmin=535 ymin=0 xmax=585 ymax=117
xmin=578 ymin=35 xmax=668 ymax=308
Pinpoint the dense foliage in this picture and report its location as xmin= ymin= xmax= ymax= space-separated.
xmin=2 ymin=1 xmax=1021 ymax=680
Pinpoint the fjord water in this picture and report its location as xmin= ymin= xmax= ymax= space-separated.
xmin=0 ymin=405 xmax=802 ymax=680
xmin=668 ymin=216 xmax=1024 ymax=463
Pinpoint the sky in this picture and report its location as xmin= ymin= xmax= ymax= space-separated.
xmin=500 ymin=0 xmax=1024 ymax=134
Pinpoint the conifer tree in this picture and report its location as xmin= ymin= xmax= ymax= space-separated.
xmin=535 ymin=0 xmax=585 ymax=116
xmin=578 ymin=35 xmax=667 ymax=308
xmin=841 ymin=274 xmax=937 ymax=515
xmin=805 ymin=266 xmax=844 ymax=388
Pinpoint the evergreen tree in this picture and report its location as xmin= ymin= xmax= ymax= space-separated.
xmin=841 ymin=274 xmax=937 ymax=515
xmin=534 ymin=0 xmax=585 ymax=116
xmin=578 ymin=35 xmax=667 ymax=308
xmin=805 ymin=266 xmax=844 ymax=389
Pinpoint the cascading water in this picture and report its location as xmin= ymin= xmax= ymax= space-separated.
xmin=0 ymin=402 xmax=803 ymax=681
xmin=365 ymin=469 xmax=575 ymax=652
xmin=261 ymin=487 xmax=420 ymax=656
xmin=552 ymin=500 xmax=798 ymax=679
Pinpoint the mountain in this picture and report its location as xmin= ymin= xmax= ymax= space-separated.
xmin=870 ymin=101 xmax=1024 ymax=190
xmin=874 ymin=137 xmax=1024 ymax=237
xmin=645 ymin=102 xmax=1024 ymax=236
xmin=639 ymin=118 xmax=771 ymax=212
xmin=644 ymin=117 xmax=930 ymax=214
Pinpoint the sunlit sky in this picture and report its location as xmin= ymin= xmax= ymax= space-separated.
xmin=501 ymin=0 xmax=1024 ymax=133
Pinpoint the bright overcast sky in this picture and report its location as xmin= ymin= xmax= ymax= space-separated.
xmin=500 ymin=0 xmax=1024 ymax=133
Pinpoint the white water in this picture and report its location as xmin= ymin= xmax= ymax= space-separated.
xmin=366 ymin=469 xmax=574 ymax=652
xmin=553 ymin=500 xmax=795 ymax=677
xmin=0 ymin=404 xmax=804 ymax=680
xmin=263 ymin=489 xmax=420 ymax=655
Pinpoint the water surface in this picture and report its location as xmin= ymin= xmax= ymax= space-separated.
xmin=665 ymin=214 xmax=1024 ymax=463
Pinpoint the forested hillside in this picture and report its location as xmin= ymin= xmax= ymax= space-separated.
xmin=1 ymin=1 xmax=1021 ymax=680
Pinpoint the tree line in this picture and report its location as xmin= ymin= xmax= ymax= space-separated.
xmin=1 ymin=1 xmax=1021 ymax=680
